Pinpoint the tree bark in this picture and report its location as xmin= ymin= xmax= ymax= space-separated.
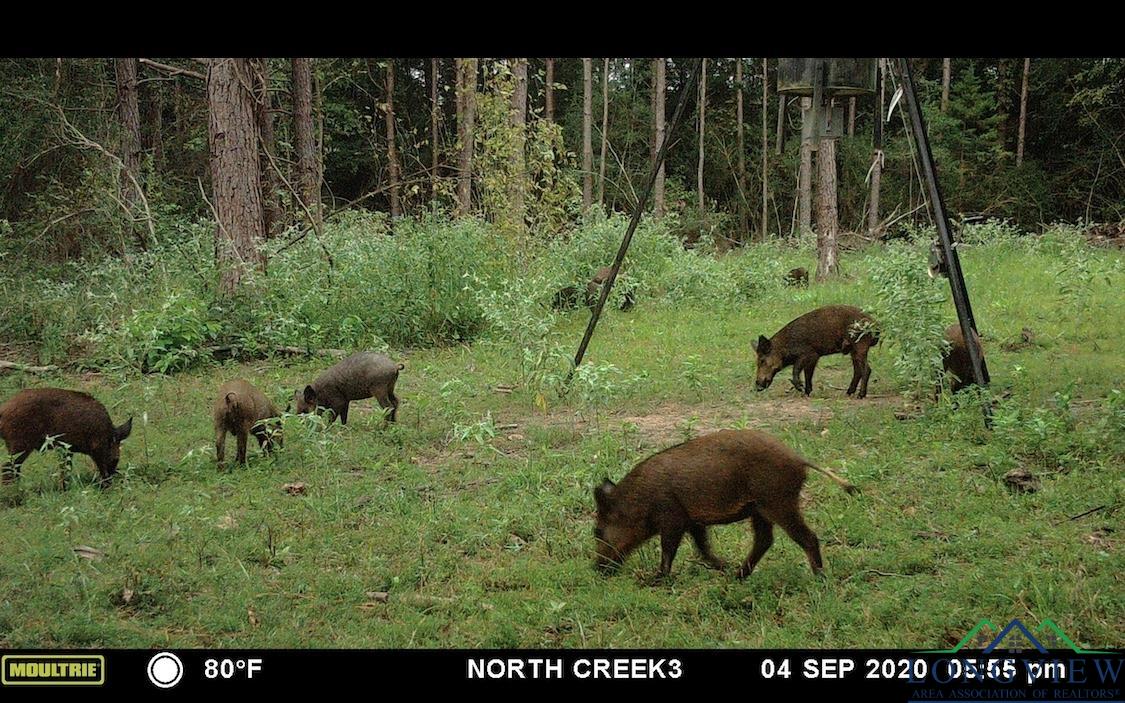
xmin=207 ymin=58 xmax=266 ymax=296
xmin=253 ymin=59 xmax=283 ymax=238
xmin=598 ymin=58 xmax=610 ymax=207
xmin=775 ymin=92 xmax=785 ymax=154
xmin=815 ymin=136 xmax=839 ymax=281
xmin=736 ymin=59 xmax=746 ymax=239
xmin=431 ymin=58 xmax=441 ymax=199
xmin=868 ymin=59 xmax=885 ymax=238
xmin=847 ymin=97 xmax=856 ymax=136
xmin=1017 ymin=58 xmax=1030 ymax=166
xmin=141 ymin=71 xmax=163 ymax=171
xmin=114 ymin=58 xmax=144 ymax=243
xmin=582 ymin=58 xmax=593 ymax=211
xmin=545 ymin=58 xmax=554 ymax=123
xmin=697 ymin=58 xmax=707 ymax=226
xmin=509 ymin=58 xmax=528 ymax=233
xmin=291 ymin=58 xmax=321 ymax=226
xmin=385 ymin=59 xmax=401 ymax=218
xmin=760 ymin=58 xmax=769 ymax=241
xmin=798 ymin=97 xmax=812 ymax=236
xmin=652 ymin=58 xmax=666 ymax=217
xmin=941 ymin=58 xmax=951 ymax=113
xmin=455 ymin=58 xmax=477 ymax=216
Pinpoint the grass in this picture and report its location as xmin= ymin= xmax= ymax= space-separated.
xmin=0 ymin=240 xmax=1121 ymax=649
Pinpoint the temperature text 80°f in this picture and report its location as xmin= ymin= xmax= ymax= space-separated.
xmin=204 ymin=658 xmax=263 ymax=680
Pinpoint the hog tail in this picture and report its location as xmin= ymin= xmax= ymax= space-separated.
xmin=807 ymin=463 xmax=859 ymax=495
xmin=397 ymin=363 xmax=405 ymax=371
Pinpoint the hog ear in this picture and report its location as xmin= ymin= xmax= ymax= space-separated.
xmin=755 ymin=335 xmax=771 ymax=354
xmin=302 ymin=385 xmax=317 ymax=405
xmin=593 ymin=479 xmax=615 ymax=512
xmin=115 ymin=417 xmax=133 ymax=443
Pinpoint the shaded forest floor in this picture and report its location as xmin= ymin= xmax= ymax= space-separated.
xmin=0 ymin=243 xmax=1122 ymax=648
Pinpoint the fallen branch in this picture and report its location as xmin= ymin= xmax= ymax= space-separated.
xmin=0 ymin=360 xmax=60 ymax=374
xmin=138 ymin=58 xmax=206 ymax=81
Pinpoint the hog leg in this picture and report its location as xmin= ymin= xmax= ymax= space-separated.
xmin=2 ymin=450 xmax=30 ymax=485
xmin=689 ymin=525 xmax=725 ymax=570
xmin=236 ymin=430 xmax=249 ymax=465
xmin=766 ymin=502 xmax=824 ymax=575
xmin=790 ymin=361 xmax=805 ymax=393
xmin=373 ymin=388 xmax=396 ymax=424
xmin=856 ymin=343 xmax=873 ymax=399
xmin=736 ymin=508 xmax=775 ymax=579
xmin=338 ymin=402 xmax=350 ymax=426
xmin=658 ymin=526 xmax=685 ymax=577
xmin=387 ymin=390 xmax=399 ymax=423
xmin=803 ymin=355 xmax=820 ymax=396
xmin=215 ymin=428 xmax=227 ymax=470
xmin=847 ymin=350 xmax=864 ymax=396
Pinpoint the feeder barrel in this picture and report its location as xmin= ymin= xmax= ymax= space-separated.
xmin=778 ymin=58 xmax=877 ymax=97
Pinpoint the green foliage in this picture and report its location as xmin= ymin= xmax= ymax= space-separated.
xmin=121 ymin=291 xmax=220 ymax=374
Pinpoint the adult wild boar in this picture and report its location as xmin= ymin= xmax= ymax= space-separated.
xmin=0 ymin=388 xmax=132 ymax=487
xmin=214 ymin=379 xmax=282 ymax=469
xmin=938 ymin=323 xmax=985 ymax=396
xmin=753 ymin=305 xmax=879 ymax=398
xmin=294 ymin=351 xmax=403 ymax=425
xmin=783 ymin=267 xmax=809 ymax=287
xmin=585 ymin=266 xmax=636 ymax=311
xmin=593 ymin=429 xmax=856 ymax=579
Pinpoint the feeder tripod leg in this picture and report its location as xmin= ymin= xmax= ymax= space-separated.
xmin=896 ymin=58 xmax=992 ymax=425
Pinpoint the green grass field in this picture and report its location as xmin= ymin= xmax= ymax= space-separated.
xmin=0 ymin=241 xmax=1121 ymax=649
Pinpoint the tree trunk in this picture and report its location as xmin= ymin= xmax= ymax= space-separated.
xmin=114 ymin=57 xmax=144 ymax=246
xmin=941 ymin=58 xmax=951 ymax=113
xmin=815 ymin=136 xmax=839 ymax=281
xmin=598 ymin=58 xmax=610 ymax=208
xmin=385 ymin=59 xmax=401 ymax=218
xmin=545 ymin=58 xmax=554 ymax=123
xmin=455 ymin=58 xmax=477 ymax=216
xmin=736 ymin=59 xmax=746 ymax=239
xmin=253 ymin=59 xmax=283 ymax=238
xmin=775 ymin=92 xmax=785 ymax=154
xmin=509 ymin=58 xmax=528 ymax=234
xmin=868 ymin=59 xmax=885 ymax=238
xmin=697 ymin=58 xmax=707 ymax=226
xmin=431 ymin=58 xmax=441 ymax=200
xmin=997 ymin=58 xmax=1014 ymax=150
xmin=1017 ymin=58 xmax=1030 ymax=166
xmin=847 ymin=97 xmax=856 ymax=136
xmin=141 ymin=73 xmax=164 ymax=171
xmin=652 ymin=58 xmax=666 ymax=217
xmin=798 ymin=97 xmax=812 ymax=236
xmin=582 ymin=58 xmax=593 ymax=211
xmin=760 ymin=58 xmax=769 ymax=240
xmin=207 ymin=58 xmax=266 ymax=296
xmin=291 ymin=58 xmax=321 ymax=225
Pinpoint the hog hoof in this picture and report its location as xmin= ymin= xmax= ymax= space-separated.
xmin=735 ymin=565 xmax=751 ymax=580
xmin=705 ymin=558 xmax=727 ymax=571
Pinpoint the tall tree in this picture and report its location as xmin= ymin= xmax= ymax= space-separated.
xmin=114 ymin=57 xmax=144 ymax=243
xmin=291 ymin=58 xmax=321 ymax=225
xmin=1017 ymin=58 xmax=1030 ymax=166
xmin=775 ymin=92 xmax=785 ymax=154
xmin=545 ymin=58 xmax=555 ymax=123
xmin=509 ymin=58 xmax=528 ymax=233
xmin=761 ymin=58 xmax=769 ymax=240
xmin=815 ymin=128 xmax=839 ymax=280
xmin=847 ymin=97 xmax=856 ymax=136
xmin=430 ymin=58 xmax=441 ymax=200
xmin=598 ymin=58 xmax=610 ymax=207
xmin=252 ymin=58 xmax=283 ymax=238
xmin=736 ymin=59 xmax=746 ymax=237
xmin=385 ymin=59 xmax=401 ymax=218
xmin=141 ymin=73 xmax=164 ymax=172
xmin=797 ymin=97 xmax=812 ymax=236
xmin=207 ymin=58 xmax=266 ymax=296
xmin=697 ymin=58 xmax=707 ymax=225
xmin=455 ymin=58 xmax=477 ymax=216
xmin=941 ymin=58 xmax=952 ymax=113
xmin=582 ymin=58 xmax=593 ymax=211
xmin=868 ymin=59 xmax=885 ymax=238
xmin=652 ymin=58 xmax=666 ymax=217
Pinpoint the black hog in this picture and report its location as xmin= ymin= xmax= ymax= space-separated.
xmin=753 ymin=305 xmax=879 ymax=398
xmin=784 ymin=267 xmax=809 ymax=287
xmin=594 ymin=429 xmax=856 ymax=579
xmin=0 ymin=388 xmax=132 ymax=487
xmin=294 ymin=351 xmax=403 ymax=425
xmin=552 ymin=285 xmax=580 ymax=311
xmin=214 ymin=379 xmax=282 ymax=469
xmin=938 ymin=323 xmax=985 ymax=396
xmin=585 ymin=266 xmax=636 ymax=311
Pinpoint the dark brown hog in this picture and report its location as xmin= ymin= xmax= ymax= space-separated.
xmin=214 ymin=379 xmax=282 ymax=469
xmin=753 ymin=304 xmax=879 ymax=398
xmin=784 ymin=267 xmax=809 ymax=287
xmin=938 ymin=323 xmax=985 ymax=396
xmin=0 ymin=388 xmax=132 ymax=487
xmin=594 ymin=429 xmax=856 ymax=580
xmin=551 ymin=285 xmax=580 ymax=311
xmin=294 ymin=351 xmax=403 ymax=425
xmin=585 ymin=266 xmax=636 ymax=311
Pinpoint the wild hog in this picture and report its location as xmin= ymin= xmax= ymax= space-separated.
xmin=938 ymin=323 xmax=985 ymax=396
xmin=593 ymin=429 xmax=856 ymax=579
xmin=0 ymin=388 xmax=132 ymax=487
xmin=585 ymin=266 xmax=636 ymax=311
xmin=753 ymin=305 xmax=879 ymax=398
xmin=552 ymin=285 xmax=580 ymax=311
xmin=784 ymin=267 xmax=809 ymax=287
xmin=294 ymin=351 xmax=403 ymax=425
xmin=214 ymin=379 xmax=282 ymax=469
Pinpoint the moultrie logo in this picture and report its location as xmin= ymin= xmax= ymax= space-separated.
xmin=921 ymin=618 xmax=1112 ymax=654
